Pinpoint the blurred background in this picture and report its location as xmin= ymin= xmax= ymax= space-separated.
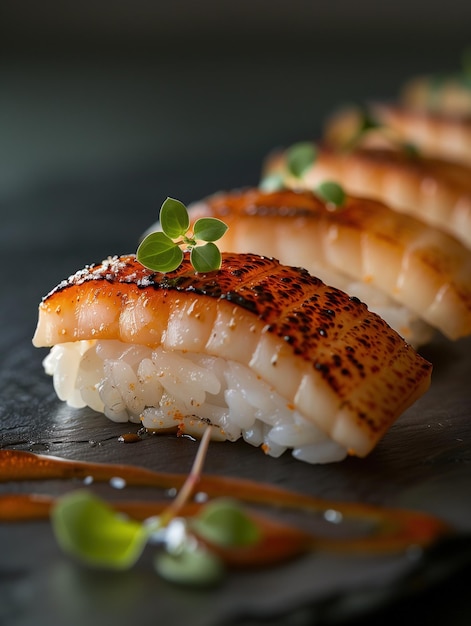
xmin=2 ymin=0 xmax=471 ymax=255
xmin=2 ymin=7 xmax=471 ymax=623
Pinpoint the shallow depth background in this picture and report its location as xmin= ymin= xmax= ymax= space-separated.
xmin=1 ymin=5 xmax=471 ymax=625
xmin=2 ymin=1 xmax=471 ymax=252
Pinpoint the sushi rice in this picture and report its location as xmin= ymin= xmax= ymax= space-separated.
xmin=44 ymin=339 xmax=348 ymax=464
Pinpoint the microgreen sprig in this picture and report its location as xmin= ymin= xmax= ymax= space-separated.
xmin=315 ymin=181 xmax=346 ymax=208
xmin=137 ymin=197 xmax=228 ymax=273
xmin=51 ymin=426 xmax=260 ymax=587
xmin=286 ymin=141 xmax=318 ymax=178
xmin=343 ymin=106 xmax=421 ymax=158
xmin=51 ymin=489 xmax=150 ymax=570
xmin=428 ymin=49 xmax=471 ymax=93
xmin=260 ymin=140 xmax=346 ymax=208
xmin=259 ymin=141 xmax=318 ymax=192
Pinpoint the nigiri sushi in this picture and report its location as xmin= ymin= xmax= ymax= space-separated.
xmin=388 ymin=63 xmax=471 ymax=163
xmin=186 ymin=188 xmax=471 ymax=345
xmin=324 ymin=102 xmax=471 ymax=167
xmin=32 ymin=252 xmax=432 ymax=464
xmin=370 ymin=103 xmax=471 ymax=167
xmin=264 ymin=143 xmax=471 ymax=250
xmin=400 ymin=71 xmax=471 ymax=116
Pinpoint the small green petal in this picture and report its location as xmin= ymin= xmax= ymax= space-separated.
xmin=191 ymin=242 xmax=222 ymax=272
xmin=191 ymin=498 xmax=261 ymax=548
xmin=358 ymin=108 xmax=380 ymax=133
xmin=286 ymin=142 xmax=317 ymax=177
xmin=155 ymin=544 xmax=224 ymax=587
xmin=460 ymin=73 xmax=471 ymax=90
xmin=160 ymin=197 xmax=190 ymax=239
xmin=193 ymin=217 xmax=228 ymax=242
xmin=402 ymin=142 xmax=420 ymax=158
xmin=315 ymin=181 xmax=346 ymax=208
xmin=137 ymin=232 xmax=183 ymax=272
xmin=259 ymin=173 xmax=285 ymax=192
xmin=462 ymin=47 xmax=471 ymax=79
xmin=51 ymin=490 xmax=149 ymax=570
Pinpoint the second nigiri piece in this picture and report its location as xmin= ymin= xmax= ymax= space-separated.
xmin=188 ymin=188 xmax=471 ymax=346
xmin=264 ymin=141 xmax=471 ymax=250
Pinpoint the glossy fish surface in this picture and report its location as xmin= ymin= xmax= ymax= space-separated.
xmin=190 ymin=189 xmax=471 ymax=341
xmin=33 ymin=252 xmax=432 ymax=457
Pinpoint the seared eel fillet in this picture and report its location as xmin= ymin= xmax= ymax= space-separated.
xmin=33 ymin=252 xmax=431 ymax=459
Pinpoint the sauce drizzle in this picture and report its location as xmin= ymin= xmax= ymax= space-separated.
xmin=0 ymin=450 xmax=450 ymax=565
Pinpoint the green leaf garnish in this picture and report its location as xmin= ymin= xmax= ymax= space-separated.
xmin=154 ymin=543 xmax=224 ymax=587
xmin=462 ymin=47 xmax=471 ymax=75
xmin=193 ymin=217 xmax=228 ymax=242
xmin=358 ymin=108 xmax=380 ymax=134
xmin=401 ymin=142 xmax=420 ymax=158
xmin=160 ymin=197 xmax=190 ymax=239
xmin=340 ymin=107 xmax=382 ymax=151
xmin=190 ymin=242 xmax=222 ymax=273
xmin=286 ymin=142 xmax=317 ymax=177
xmin=191 ymin=498 xmax=261 ymax=547
xmin=136 ymin=231 xmax=183 ymax=273
xmin=315 ymin=181 xmax=346 ymax=208
xmin=259 ymin=173 xmax=285 ymax=192
xmin=50 ymin=428 xmax=265 ymax=588
xmin=458 ymin=48 xmax=471 ymax=88
xmin=137 ymin=198 xmax=228 ymax=273
xmin=51 ymin=490 xmax=150 ymax=569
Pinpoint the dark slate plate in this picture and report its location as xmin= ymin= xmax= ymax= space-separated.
xmin=1 ymin=174 xmax=471 ymax=626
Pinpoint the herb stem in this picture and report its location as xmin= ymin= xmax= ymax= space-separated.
xmin=160 ymin=425 xmax=212 ymax=526
xmin=182 ymin=235 xmax=197 ymax=247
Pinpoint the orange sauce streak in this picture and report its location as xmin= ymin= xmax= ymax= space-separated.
xmin=0 ymin=450 xmax=450 ymax=565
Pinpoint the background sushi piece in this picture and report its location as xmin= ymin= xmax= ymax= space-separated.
xmin=2 ymin=1 xmax=471 ymax=234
